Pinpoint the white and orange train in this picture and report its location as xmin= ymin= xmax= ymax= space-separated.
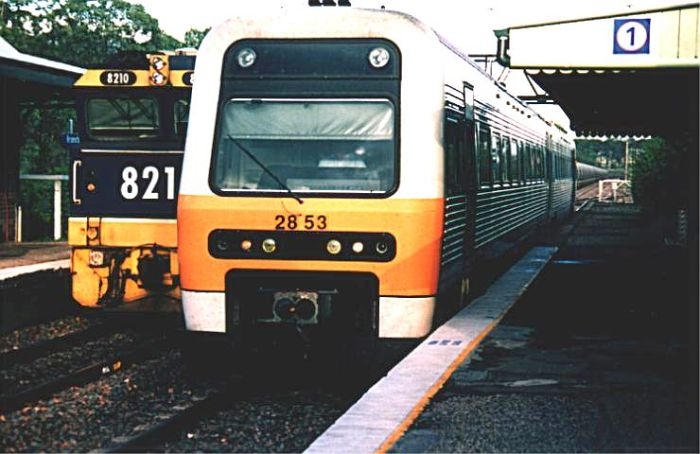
xmin=177 ymin=9 xmax=576 ymax=341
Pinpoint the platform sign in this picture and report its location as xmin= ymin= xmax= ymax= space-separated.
xmin=613 ymin=18 xmax=651 ymax=54
xmin=61 ymin=133 xmax=80 ymax=147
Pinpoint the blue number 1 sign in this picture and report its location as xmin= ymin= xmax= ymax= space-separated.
xmin=613 ymin=18 xmax=651 ymax=54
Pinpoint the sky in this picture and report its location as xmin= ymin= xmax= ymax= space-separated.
xmin=127 ymin=0 xmax=686 ymax=54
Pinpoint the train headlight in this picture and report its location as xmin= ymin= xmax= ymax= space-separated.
xmin=368 ymin=47 xmax=390 ymax=68
xmin=240 ymin=240 xmax=252 ymax=252
xmin=151 ymin=72 xmax=167 ymax=86
xmin=262 ymin=238 xmax=277 ymax=253
xmin=237 ymin=48 xmax=257 ymax=68
xmin=352 ymin=241 xmax=364 ymax=254
xmin=273 ymin=297 xmax=295 ymax=320
xmin=151 ymin=56 xmax=166 ymax=71
xmin=215 ymin=239 xmax=229 ymax=252
xmin=86 ymin=183 xmax=96 ymax=192
xmin=326 ymin=239 xmax=342 ymax=255
xmin=296 ymin=297 xmax=317 ymax=321
xmin=375 ymin=241 xmax=389 ymax=255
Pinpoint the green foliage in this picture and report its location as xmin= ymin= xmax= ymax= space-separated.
xmin=17 ymin=107 xmax=73 ymax=240
xmin=1 ymin=0 xmax=182 ymax=67
xmin=575 ymin=139 xmax=625 ymax=168
xmin=631 ymin=135 xmax=691 ymax=214
xmin=184 ymin=27 xmax=209 ymax=48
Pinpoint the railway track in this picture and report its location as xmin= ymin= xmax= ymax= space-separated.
xmin=0 ymin=335 xmax=175 ymax=414
xmin=0 ymin=322 xmax=121 ymax=368
xmin=575 ymin=183 xmax=600 ymax=212
xmin=0 ymin=307 xmax=400 ymax=452
xmin=102 ymin=388 xmax=233 ymax=453
xmin=98 ymin=369 xmax=354 ymax=453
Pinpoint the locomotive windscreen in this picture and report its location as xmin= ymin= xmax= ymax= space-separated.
xmin=86 ymin=97 xmax=160 ymax=141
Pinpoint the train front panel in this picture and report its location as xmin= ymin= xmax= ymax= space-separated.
xmin=178 ymin=11 xmax=448 ymax=338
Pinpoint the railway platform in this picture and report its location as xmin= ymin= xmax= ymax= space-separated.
xmin=308 ymin=201 xmax=698 ymax=453
xmin=0 ymin=241 xmax=69 ymax=276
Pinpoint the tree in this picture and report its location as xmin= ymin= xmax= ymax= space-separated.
xmin=184 ymin=27 xmax=209 ymax=48
xmin=1 ymin=0 xmax=182 ymax=67
xmin=631 ymin=135 xmax=690 ymax=214
xmin=575 ymin=139 xmax=625 ymax=168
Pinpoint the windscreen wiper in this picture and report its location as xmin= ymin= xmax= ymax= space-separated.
xmin=228 ymin=136 xmax=304 ymax=205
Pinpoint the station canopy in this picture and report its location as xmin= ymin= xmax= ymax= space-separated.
xmin=0 ymin=37 xmax=84 ymax=102
xmin=495 ymin=3 xmax=699 ymax=136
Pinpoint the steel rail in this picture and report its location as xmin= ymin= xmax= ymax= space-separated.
xmin=0 ymin=323 xmax=120 ymax=368
xmin=0 ymin=335 xmax=174 ymax=414
xmin=101 ymin=380 xmax=242 ymax=453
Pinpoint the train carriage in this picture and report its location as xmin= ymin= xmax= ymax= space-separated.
xmin=68 ymin=50 xmax=195 ymax=309
xmin=576 ymin=160 xmax=609 ymax=188
xmin=177 ymin=9 xmax=575 ymax=341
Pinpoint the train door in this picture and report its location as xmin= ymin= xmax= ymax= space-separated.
xmin=438 ymin=83 xmax=474 ymax=318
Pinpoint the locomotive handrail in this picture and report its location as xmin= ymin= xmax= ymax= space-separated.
xmin=71 ymin=160 xmax=82 ymax=206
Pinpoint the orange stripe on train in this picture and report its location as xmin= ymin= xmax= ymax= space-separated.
xmin=177 ymin=195 xmax=444 ymax=296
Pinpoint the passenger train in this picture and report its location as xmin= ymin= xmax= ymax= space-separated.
xmin=177 ymin=8 xmax=578 ymax=341
xmin=576 ymin=161 xmax=609 ymax=188
xmin=68 ymin=50 xmax=195 ymax=309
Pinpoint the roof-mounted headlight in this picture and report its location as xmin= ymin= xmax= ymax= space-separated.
xmin=368 ymin=47 xmax=390 ymax=68
xmin=237 ymin=48 xmax=257 ymax=68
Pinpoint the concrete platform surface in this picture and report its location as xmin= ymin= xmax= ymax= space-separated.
xmin=0 ymin=242 xmax=69 ymax=282
xmin=0 ymin=242 xmax=69 ymax=270
xmin=389 ymin=202 xmax=697 ymax=453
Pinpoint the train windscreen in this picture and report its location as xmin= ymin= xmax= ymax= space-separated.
xmin=212 ymin=98 xmax=396 ymax=194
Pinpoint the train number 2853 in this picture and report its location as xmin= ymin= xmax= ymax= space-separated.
xmin=120 ymin=166 xmax=176 ymax=200
xmin=275 ymin=214 xmax=327 ymax=230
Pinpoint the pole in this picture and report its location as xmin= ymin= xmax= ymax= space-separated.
xmin=54 ymin=179 xmax=61 ymax=240
xmin=624 ymin=139 xmax=629 ymax=181
xmin=16 ymin=206 xmax=22 ymax=243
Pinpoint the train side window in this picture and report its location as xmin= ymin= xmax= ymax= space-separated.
xmin=444 ymin=115 xmax=465 ymax=195
xmin=537 ymin=146 xmax=545 ymax=179
xmin=557 ymin=154 xmax=562 ymax=179
xmin=523 ymin=143 xmax=531 ymax=183
xmin=559 ymin=154 xmax=563 ymax=179
xmin=477 ymin=123 xmax=491 ymax=187
xmin=500 ymin=136 xmax=510 ymax=184
xmin=542 ymin=147 xmax=547 ymax=179
xmin=509 ymin=140 xmax=520 ymax=185
xmin=533 ymin=146 xmax=539 ymax=180
xmin=558 ymin=150 xmax=562 ymax=179
xmin=491 ymin=133 xmax=501 ymax=185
